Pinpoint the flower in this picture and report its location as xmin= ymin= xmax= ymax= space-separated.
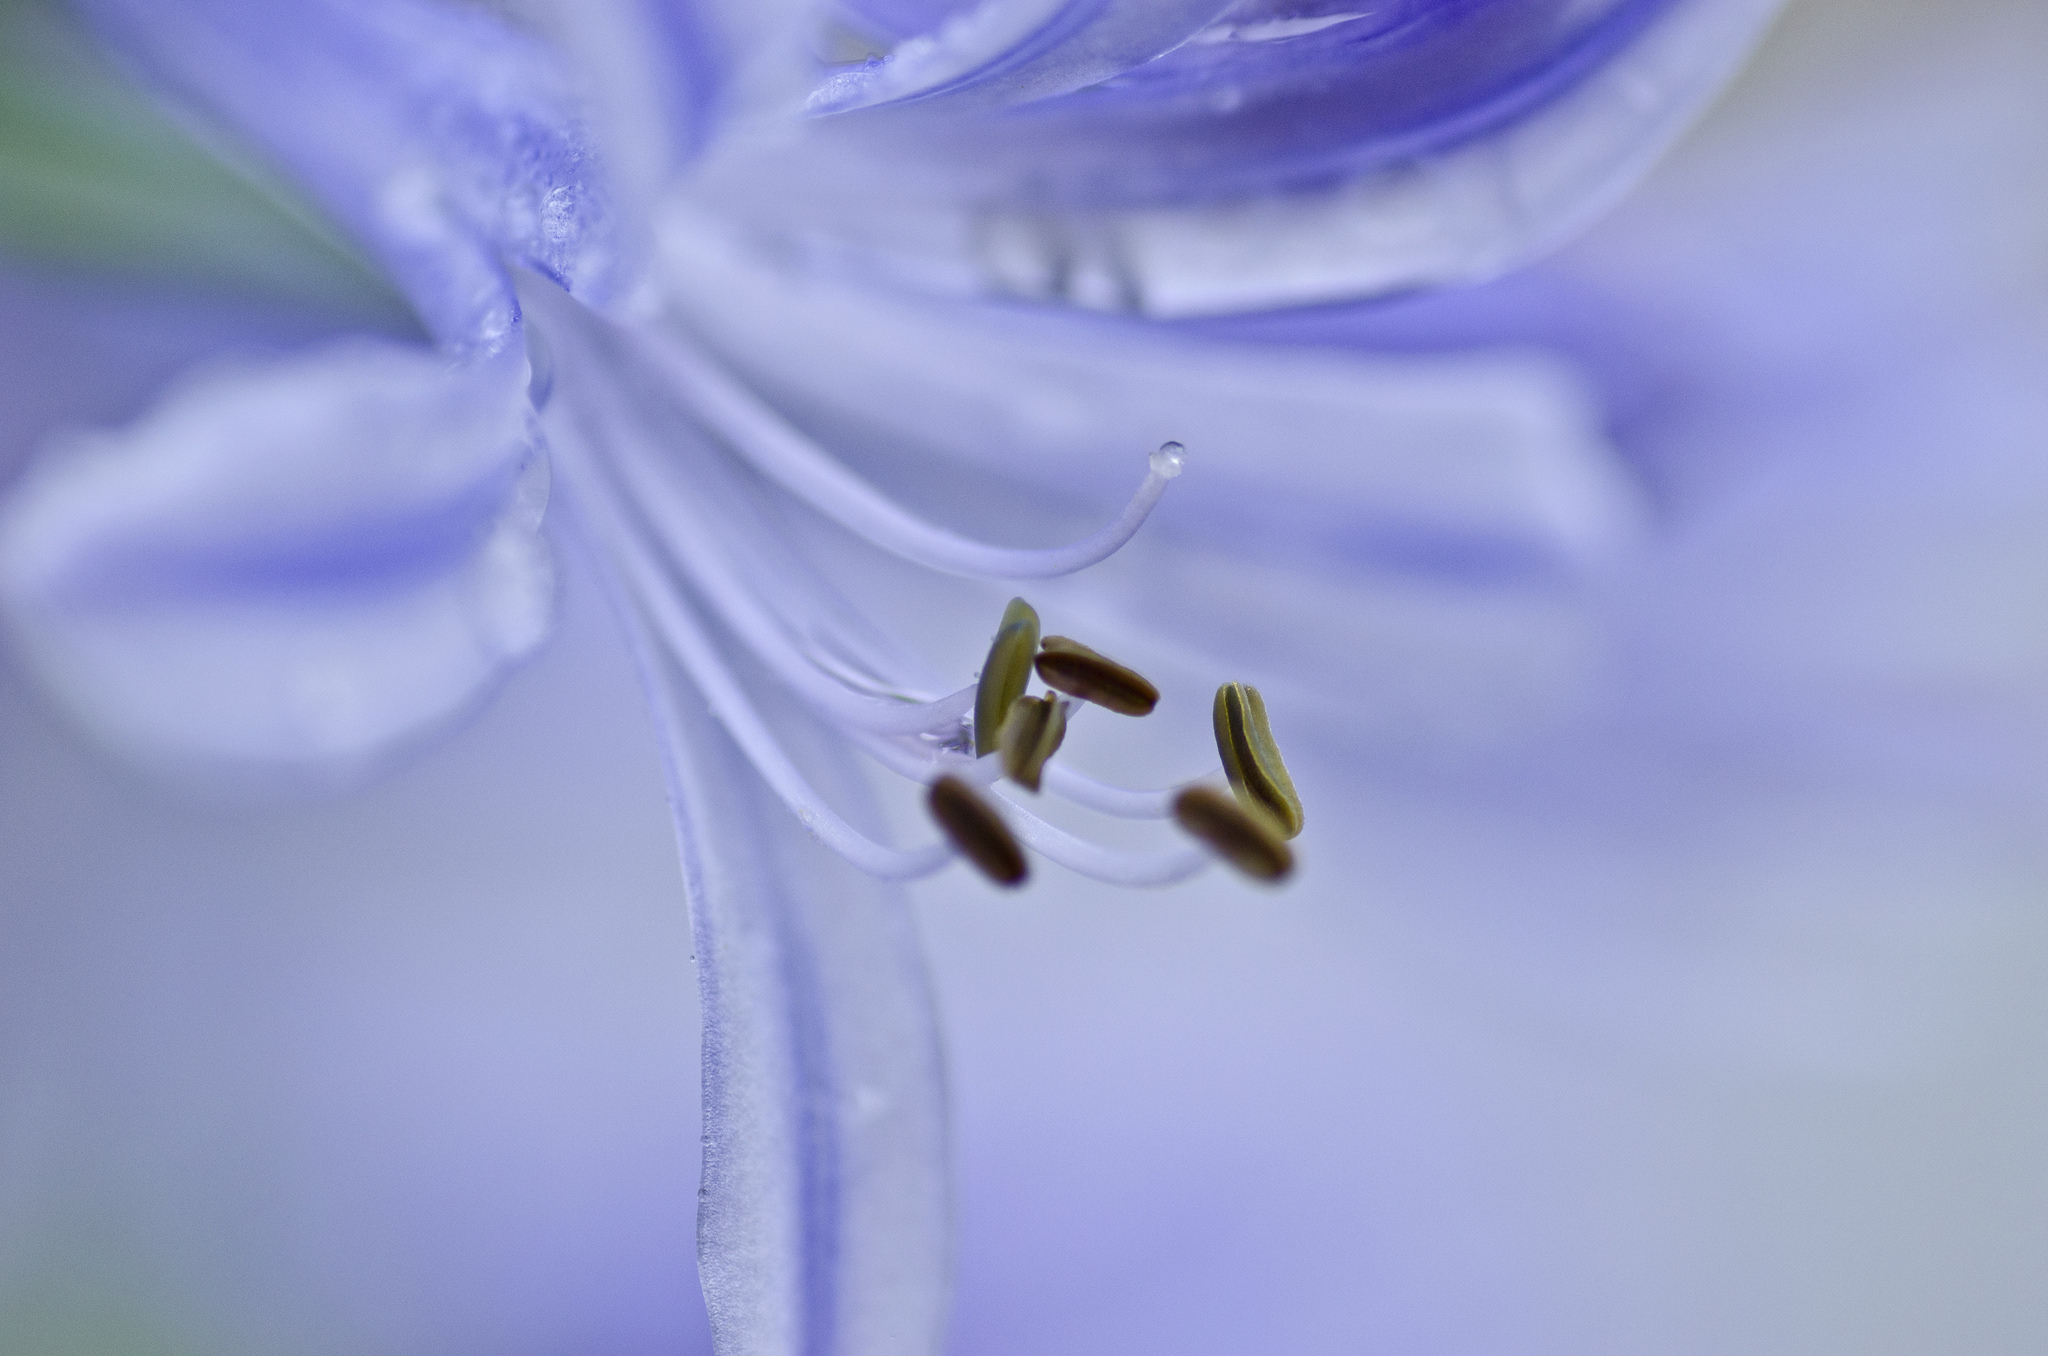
xmin=6 ymin=0 xmax=2047 ymax=1353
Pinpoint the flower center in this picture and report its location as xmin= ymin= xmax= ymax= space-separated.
xmin=515 ymin=274 xmax=1298 ymax=888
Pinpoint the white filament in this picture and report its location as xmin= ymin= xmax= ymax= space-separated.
xmin=574 ymin=352 xmax=977 ymax=736
xmin=1042 ymin=764 xmax=1203 ymax=819
xmin=554 ymin=404 xmax=956 ymax=880
xmin=632 ymin=322 xmax=1178 ymax=579
xmin=992 ymin=792 xmax=1212 ymax=887
xmin=857 ymin=727 xmax=1211 ymax=822
xmin=850 ymin=732 xmax=1209 ymax=885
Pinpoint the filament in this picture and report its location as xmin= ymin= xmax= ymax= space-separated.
xmin=573 ymin=346 xmax=976 ymax=735
xmin=631 ymin=322 xmax=1179 ymax=580
xmin=551 ymin=399 xmax=956 ymax=880
xmin=991 ymin=793 xmax=1211 ymax=887
xmin=1041 ymin=764 xmax=1209 ymax=819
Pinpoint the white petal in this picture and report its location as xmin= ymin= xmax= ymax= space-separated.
xmin=652 ymin=665 xmax=951 ymax=1356
xmin=0 ymin=338 xmax=553 ymax=781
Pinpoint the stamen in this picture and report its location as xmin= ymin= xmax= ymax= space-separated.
xmin=518 ymin=279 xmax=1293 ymax=896
xmin=632 ymin=324 xmax=1181 ymax=580
xmin=1172 ymin=786 xmax=1294 ymax=883
xmin=855 ymin=727 xmax=1205 ymax=823
xmin=999 ymin=694 xmax=1067 ymax=792
xmin=929 ymin=775 xmax=1028 ymax=887
xmin=1035 ymin=636 xmax=1160 ymax=716
xmin=846 ymin=731 xmax=1213 ymax=885
xmin=973 ymin=597 xmax=1040 ymax=755
xmin=1213 ymin=682 xmax=1305 ymax=839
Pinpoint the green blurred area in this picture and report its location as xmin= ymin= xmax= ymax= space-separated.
xmin=0 ymin=0 xmax=419 ymax=331
xmin=2 ymin=1289 xmax=213 ymax=1356
xmin=0 ymin=1226 xmax=227 ymax=1356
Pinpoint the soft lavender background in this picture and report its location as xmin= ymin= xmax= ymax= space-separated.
xmin=5 ymin=0 xmax=2048 ymax=1353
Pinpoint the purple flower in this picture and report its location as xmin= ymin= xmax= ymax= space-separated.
xmin=6 ymin=1 xmax=2045 ymax=1353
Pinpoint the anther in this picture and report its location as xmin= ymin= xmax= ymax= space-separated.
xmin=1213 ymin=682 xmax=1304 ymax=838
xmin=1036 ymin=637 xmax=1160 ymax=716
xmin=1172 ymin=786 xmax=1293 ymax=882
xmin=929 ymin=774 xmax=1029 ymax=887
xmin=1000 ymin=694 xmax=1068 ymax=792
xmin=974 ymin=597 xmax=1040 ymax=756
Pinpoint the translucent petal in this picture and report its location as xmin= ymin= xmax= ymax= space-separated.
xmin=838 ymin=0 xmax=984 ymax=43
xmin=693 ymin=0 xmax=1784 ymax=313
xmin=644 ymin=656 xmax=951 ymax=1356
xmin=935 ymin=0 xmax=1684 ymax=199
xmin=0 ymin=339 xmax=553 ymax=781
xmin=500 ymin=0 xmax=822 ymax=196
xmin=808 ymin=0 xmax=1231 ymax=113
xmin=71 ymin=0 xmax=615 ymax=348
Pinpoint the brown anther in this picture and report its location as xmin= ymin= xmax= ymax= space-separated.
xmin=1035 ymin=636 xmax=1160 ymax=716
xmin=928 ymin=775 xmax=1028 ymax=887
xmin=1212 ymin=682 xmax=1303 ymax=839
xmin=999 ymin=694 xmax=1067 ymax=793
xmin=1172 ymin=785 xmax=1294 ymax=883
xmin=974 ymin=598 xmax=1041 ymax=756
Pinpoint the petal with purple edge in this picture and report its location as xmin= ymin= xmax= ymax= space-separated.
xmin=0 ymin=339 xmax=553 ymax=782
xmin=696 ymin=0 xmax=1785 ymax=315
xmin=808 ymin=0 xmax=1233 ymax=113
xmin=640 ymin=657 xmax=952 ymax=1356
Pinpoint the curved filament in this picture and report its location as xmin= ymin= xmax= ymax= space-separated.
xmin=633 ymin=322 xmax=1177 ymax=579
xmin=557 ymin=420 xmax=957 ymax=880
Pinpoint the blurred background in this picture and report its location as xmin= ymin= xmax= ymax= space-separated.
xmin=4 ymin=0 xmax=2047 ymax=1353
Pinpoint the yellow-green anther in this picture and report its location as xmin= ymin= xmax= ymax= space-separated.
xmin=974 ymin=597 xmax=1040 ymax=756
xmin=928 ymin=774 xmax=1029 ymax=887
xmin=1035 ymin=636 xmax=1160 ymax=716
xmin=1212 ymin=682 xmax=1304 ymax=839
xmin=1173 ymin=786 xmax=1294 ymax=883
xmin=999 ymin=694 xmax=1067 ymax=792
